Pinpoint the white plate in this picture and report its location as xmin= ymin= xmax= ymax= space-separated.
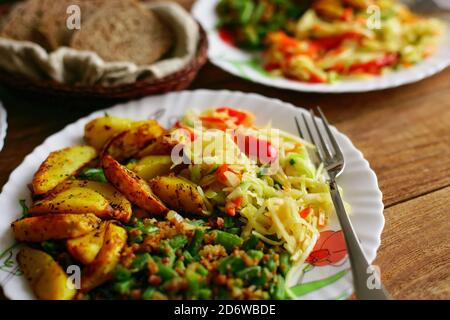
xmin=193 ymin=0 xmax=450 ymax=93
xmin=0 ymin=101 xmax=6 ymax=152
xmin=0 ymin=90 xmax=384 ymax=300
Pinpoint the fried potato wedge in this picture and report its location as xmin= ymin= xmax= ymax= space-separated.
xmin=66 ymin=221 xmax=107 ymax=265
xmin=136 ymin=133 xmax=180 ymax=157
xmin=32 ymin=145 xmax=97 ymax=195
xmin=29 ymin=186 xmax=112 ymax=216
xmin=12 ymin=213 xmax=101 ymax=242
xmin=150 ymin=175 xmax=206 ymax=215
xmin=101 ymin=154 xmax=168 ymax=215
xmin=126 ymin=155 xmax=173 ymax=180
xmin=84 ymin=115 xmax=134 ymax=150
xmin=105 ymin=120 xmax=165 ymax=161
xmin=17 ymin=246 xmax=76 ymax=300
xmin=49 ymin=180 xmax=132 ymax=222
xmin=81 ymin=222 xmax=127 ymax=292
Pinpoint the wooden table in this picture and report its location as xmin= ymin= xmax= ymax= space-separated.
xmin=0 ymin=62 xmax=449 ymax=300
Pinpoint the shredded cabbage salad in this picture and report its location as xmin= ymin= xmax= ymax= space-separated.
xmin=173 ymin=107 xmax=348 ymax=275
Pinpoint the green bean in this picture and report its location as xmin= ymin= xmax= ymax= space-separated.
xmin=141 ymin=287 xmax=155 ymax=300
xmin=183 ymin=251 xmax=194 ymax=263
xmin=242 ymin=234 xmax=258 ymax=251
xmin=78 ymin=168 xmax=108 ymax=183
xmin=196 ymin=264 xmax=209 ymax=277
xmin=174 ymin=259 xmax=185 ymax=271
xmin=247 ymin=249 xmax=264 ymax=261
xmin=214 ymin=230 xmax=243 ymax=251
xmin=218 ymin=256 xmax=245 ymax=274
xmin=236 ymin=266 xmax=261 ymax=282
xmin=226 ymin=227 xmax=241 ymax=235
xmin=130 ymin=253 xmax=150 ymax=272
xmin=270 ymin=275 xmax=285 ymax=300
xmin=252 ymin=267 xmax=269 ymax=286
xmin=128 ymin=233 xmax=144 ymax=244
xmin=114 ymin=265 xmax=132 ymax=281
xmin=113 ymin=279 xmax=133 ymax=295
xmin=265 ymin=256 xmax=277 ymax=272
xmin=186 ymin=270 xmax=201 ymax=298
xmin=279 ymin=251 xmax=291 ymax=276
xmin=157 ymin=262 xmax=178 ymax=282
xmin=187 ymin=229 xmax=205 ymax=256
xmin=198 ymin=288 xmax=212 ymax=300
xmin=223 ymin=216 xmax=235 ymax=228
xmin=141 ymin=224 xmax=158 ymax=235
xmin=169 ymin=234 xmax=188 ymax=251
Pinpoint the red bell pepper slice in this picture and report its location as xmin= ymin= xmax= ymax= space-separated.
xmin=234 ymin=133 xmax=278 ymax=164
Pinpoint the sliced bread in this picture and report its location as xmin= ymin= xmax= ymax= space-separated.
xmin=70 ymin=1 xmax=173 ymax=65
xmin=0 ymin=0 xmax=51 ymax=46
xmin=38 ymin=0 xmax=118 ymax=50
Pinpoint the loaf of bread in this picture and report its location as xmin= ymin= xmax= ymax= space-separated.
xmin=38 ymin=0 xmax=126 ymax=50
xmin=70 ymin=1 xmax=173 ymax=65
xmin=0 ymin=0 xmax=50 ymax=46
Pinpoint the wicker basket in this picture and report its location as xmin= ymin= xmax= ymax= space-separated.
xmin=0 ymin=1 xmax=208 ymax=101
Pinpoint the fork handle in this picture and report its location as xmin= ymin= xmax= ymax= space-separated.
xmin=329 ymin=181 xmax=391 ymax=300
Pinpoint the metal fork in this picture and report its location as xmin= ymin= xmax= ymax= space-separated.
xmin=295 ymin=108 xmax=391 ymax=300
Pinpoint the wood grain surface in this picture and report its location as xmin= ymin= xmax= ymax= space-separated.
xmin=1 ymin=56 xmax=449 ymax=299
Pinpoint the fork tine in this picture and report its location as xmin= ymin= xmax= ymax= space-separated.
xmin=294 ymin=116 xmax=305 ymax=139
xmin=310 ymin=109 xmax=333 ymax=160
xmin=301 ymin=113 xmax=325 ymax=163
xmin=317 ymin=107 xmax=343 ymax=159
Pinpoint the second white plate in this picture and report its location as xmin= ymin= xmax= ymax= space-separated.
xmin=193 ymin=0 xmax=450 ymax=93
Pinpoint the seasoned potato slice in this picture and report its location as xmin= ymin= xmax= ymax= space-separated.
xmin=101 ymin=154 xmax=168 ymax=215
xmin=29 ymin=187 xmax=112 ymax=216
xmin=17 ymin=246 xmax=76 ymax=300
xmin=12 ymin=213 xmax=101 ymax=242
xmin=66 ymin=222 xmax=107 ymax=265
xmin=32 ymin=145 xmax=97 ymax=195
xmin=126 ymin=155 xmax=173 ymax=180
xmin=81 ymin=222 xmax=127 ymax=292
xmin=105 ymin=120 xmax=165 ymax=161
xmin=150 ymin=175 xmax=206 ymax=215
xmin=49 ymin=180 xmax=132 ymax=222
xmin=84 ymin=115 xmax=134 ymax=150
xmin=137 ymin=133 xmax=180 ymax=157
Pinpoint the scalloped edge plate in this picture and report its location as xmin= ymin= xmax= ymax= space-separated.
xmin=0 ymin=101 xmax=6 ymax=152
xmin=0 ymin=90 xmax=384 ymax=300
xmin=193 ymin=0 xmax=450 ymax=93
